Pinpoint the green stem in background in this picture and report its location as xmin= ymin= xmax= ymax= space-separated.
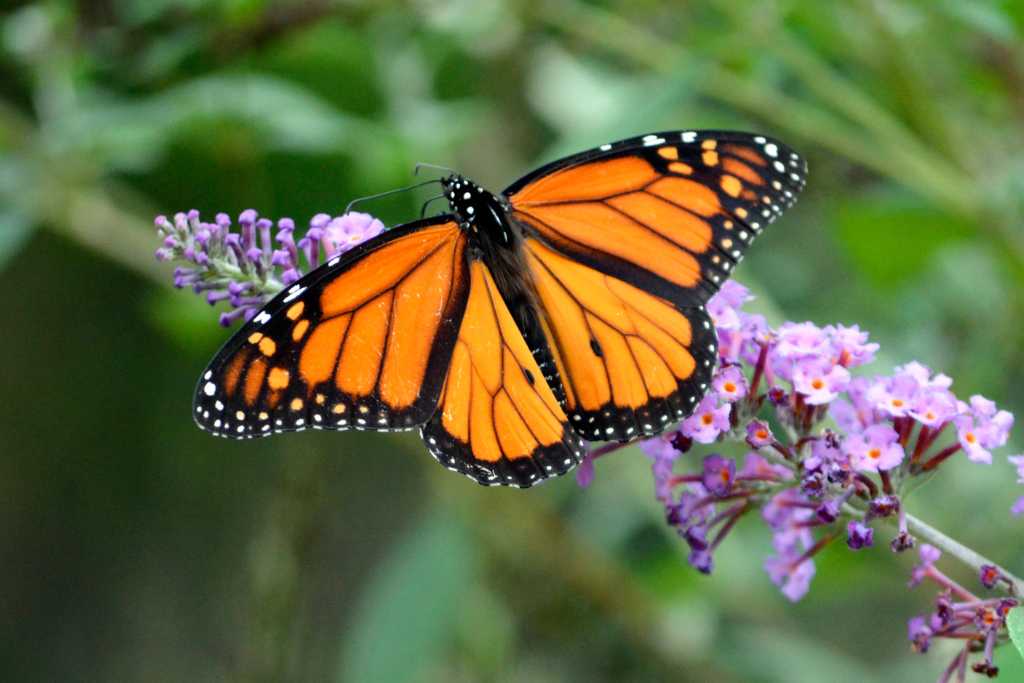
xmin=901 ymin=512 xmax=1022 ymax=595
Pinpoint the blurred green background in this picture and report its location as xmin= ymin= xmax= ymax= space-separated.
xmin=2 ymin=1 xmax=1024 ymax=681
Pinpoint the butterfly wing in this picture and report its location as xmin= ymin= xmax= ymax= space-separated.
xmin=505 ymin=130 xmax=806 ymax=305
xmin=504 ymin=130 xmax=806 ymax=440
xmin=520 ymin=236 xmax=718 ymax=441
xmin=421 ymin=258 xmax=586 ymax=488
xmin=193 ymin=217 xmax=469 ymax=437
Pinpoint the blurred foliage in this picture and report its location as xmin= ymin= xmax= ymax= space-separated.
xmin=2 ymin=1 xmax=1023 ymax=681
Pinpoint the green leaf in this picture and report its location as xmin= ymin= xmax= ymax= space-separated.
xmin=338 ymin=507 xmax=478 ymax=683
xmin=1009 ymin=605 xmax=1024 ymax=662
xmin=835 ymin=191 xmax=973 ymax=288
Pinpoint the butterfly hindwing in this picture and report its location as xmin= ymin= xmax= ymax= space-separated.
xmin=421 ymin=259 xmax=586 ymax=488
xmin=505 ymin=130 xmax=807 ymax=306
xmin=193 ymin=217 xmax=469 ymax=438
xmin=523 ymin=236 xmax=718 ymax=442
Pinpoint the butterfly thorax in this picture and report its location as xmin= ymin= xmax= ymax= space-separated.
xmin=441 ymin=174 xmax=517 ymax=250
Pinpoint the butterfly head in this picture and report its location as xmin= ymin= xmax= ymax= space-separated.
xmin=440 ymin=174 xmax=503 ymax=232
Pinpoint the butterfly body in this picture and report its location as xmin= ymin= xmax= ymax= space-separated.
xmin=194 ymin=130 xmax=807 ymax=488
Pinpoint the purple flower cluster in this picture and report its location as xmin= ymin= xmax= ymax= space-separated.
xmin=588 ymin=280 xmax=1024 ymax=670
xmin=155 ymin=209 xmax=383 ymax=325
xmin=627 ymin=281 xmax=1021 ymax=594
xmin=598 ymin=282 xmax=1024 ymax=671
xmin=906 ymin=545 xmax=1018 ymax=680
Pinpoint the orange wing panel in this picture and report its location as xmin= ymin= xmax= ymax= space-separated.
xmin=421 ymin=260 xmax=585 ymax=487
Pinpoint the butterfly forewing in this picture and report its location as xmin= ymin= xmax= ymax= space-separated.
xmin=193 ymin=217 xmax=469 ymax=438
xmin=506 ymin=130 xmax=807 ymax=305
xmin=504 ymin=130 xmax=806 ymax=442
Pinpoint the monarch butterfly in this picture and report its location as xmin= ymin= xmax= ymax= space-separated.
xmin=194 ymin=130 xmax=806 ymax=488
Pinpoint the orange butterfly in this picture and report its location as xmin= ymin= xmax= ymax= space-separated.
xmin=194 ymin=130 xmax=806 ymax=487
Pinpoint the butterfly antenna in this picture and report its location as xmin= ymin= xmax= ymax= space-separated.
xmin=414 ymin=162 xmax=457 ymax=177
xmin=420 ymin=193 xmax=447 ymax=218
xmin=345 ymin=178 xmax=441 ymax=215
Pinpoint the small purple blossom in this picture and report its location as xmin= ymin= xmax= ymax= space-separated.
xmin=792 ymin=359 xmax=850 ymax=405
xmin=955 ymin=415 xmax=993 ymax=464
xmin=321 ymin=211 xmax=385 ymax=256
xmin=745 ymin=419 xmax=774 ymax=449
xmin=907 ymin=387 xmax=957 ymax=428
xmin=701 ymin=454 xmax=736 ymax=497
xmin=909 ymin=544 xmax=941 ymax=587
xmin=846 ymin=520 xmax=873 ymax=550
xmin=1013 ymin=497 xmax=1024 ymax=516
xmin=679 ymin=394 xmax=730 ymax=444
xmin=979 ymin=565 xmax=1001 ymax=590
xmin=826 ymin=323 xmax=878 ymax=368
xmin=764 ymin=545 xmax=817 ymax=602
xmin=845 ymin=424 xmax=904 ymax=473
xmin=774 ymin=321 xmax=830 ymax=361
xmin=712 ymin=365 xmax=747 ymax=403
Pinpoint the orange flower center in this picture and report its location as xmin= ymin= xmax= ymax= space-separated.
xmin=891 ymin=399 xmax=904 ymax=408
xmin=755 ymin=429 xmax=769 ymax=440
xmin=868 ymin=448 xmax=882 ymax=460
xmin=811 ymin=378 xmax=824 ymax=390
xmin=701 ymin=413 xmax=714 ymax=426
xmin=965 ymin=432 xmax=977 ymax=444
xmin=723 ymin=381 xmax=736 ymax=393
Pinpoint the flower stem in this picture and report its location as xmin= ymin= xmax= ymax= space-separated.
xmin=900 ymin=513 xmax=1021 ymax=595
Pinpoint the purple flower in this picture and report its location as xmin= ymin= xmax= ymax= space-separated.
xmin=322 ymin=211 xmax=385 ymax=257
xmin=895 ymin=361 xmax=952 ymax=390
xmin=845 ymin=424 xmax=905 ymax=472
xmin=688 ymin=549 xmax=713 ymax=574
xmin=907 ymin=387 xmax=957 ymax=428
xmin=829 ymin=377 xmax=878 ymax=433
xmin=955 ymin=415 xmax=993 ymax=464
xmin=907 ymin=616 xmax=932 ymax=653
xmin=712 ymin=365 xmax=747 ymax=403
xmin=706 ymin=280 xmax=751 ymax=332
xmin=774 ymin=321 xmax=830 ymax=360
xmin=745 ymin=420 xmax=774 ymax=449
xmin=764 ymin=550 xmax=816 ymax=602
xmin=679 ymin=395 xmax=730 ymax=444
xmin=1012 ymin=497 xmax=1024 ymax=517
xmin=701 ymin=454 xmax=736 ymax=497
xmin=846 ymin=520 xmax=874 ymax=550
xmin=979 ymin=565 xmax=1001 ymax=589
xmin=826 ymin=324 xmax=878 ymax=368
xmin=908 ymin=544 xmax=941 ymax=587
xmin=868 ymin=374 xmax=918 ymax=418
xmin=792 ymin=359 xmax=850 ymax=405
